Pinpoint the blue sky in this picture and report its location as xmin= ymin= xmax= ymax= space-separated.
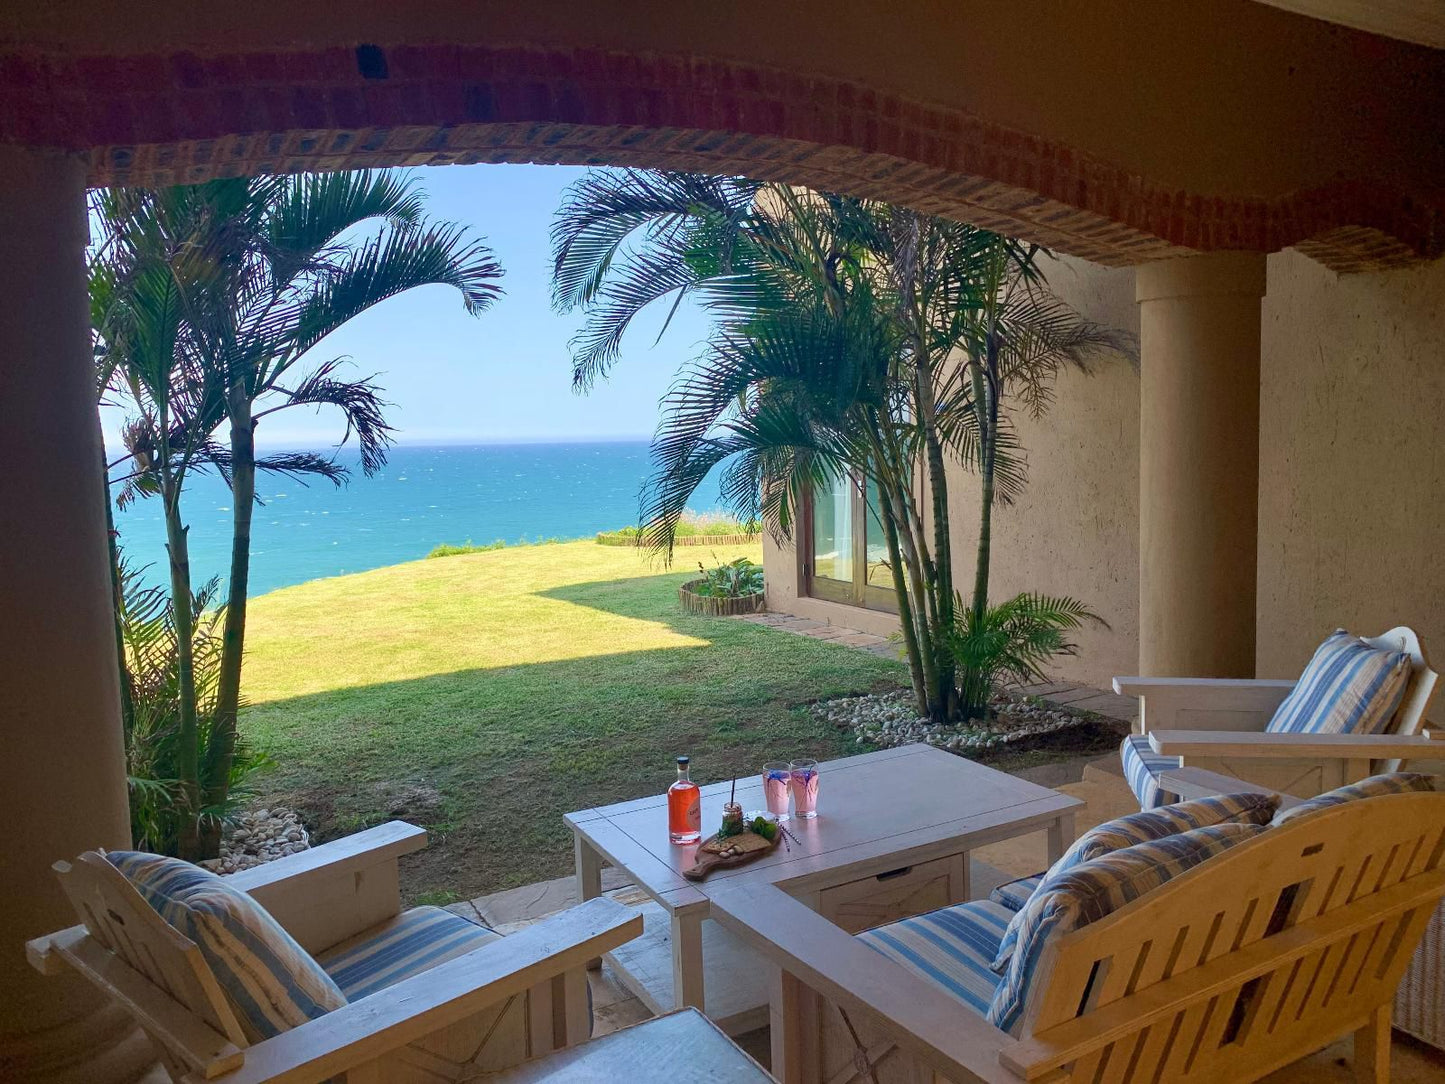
xmin=99 ymin=164 xmax=713 ymax=450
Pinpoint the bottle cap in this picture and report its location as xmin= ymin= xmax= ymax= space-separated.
xmin=676 ymin=755 xmax=690 ymax=767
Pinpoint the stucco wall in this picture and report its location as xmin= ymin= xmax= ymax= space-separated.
xmin=1256 ymin=249 xmax=1445 ymax=678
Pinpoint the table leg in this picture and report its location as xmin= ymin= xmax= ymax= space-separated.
xmin=671 ymin=910 xmax=706 ymax=1013
xmin=574 ymin=833 xmax=604 ymax=970
xmin=1047 ymin=812 xmax=1076 ymax=865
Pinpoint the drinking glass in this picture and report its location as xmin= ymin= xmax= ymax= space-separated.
xmin=789 ymin=758 xmax=820 ymax=819
xmin=762 ymin=761 xmax=792 ymax=820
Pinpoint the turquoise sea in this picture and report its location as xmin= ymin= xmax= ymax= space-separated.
xmin=111 ymin=441 xmax=730 ymax=596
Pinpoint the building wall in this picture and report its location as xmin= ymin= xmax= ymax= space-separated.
xmin=766 ymin=250 xmax=1445 ymax=690
xmin=1256 ymin=249 xmax=1445 ymax=677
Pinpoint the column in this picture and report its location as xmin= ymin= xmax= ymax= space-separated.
xmin=1136 ymin=251 xmax=1267 ymax=677
xmin=0 ymin=148 xmax=146 ymax=1081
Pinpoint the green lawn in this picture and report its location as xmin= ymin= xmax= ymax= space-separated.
xmin=240 ymin=541 xmax=906 ymax=905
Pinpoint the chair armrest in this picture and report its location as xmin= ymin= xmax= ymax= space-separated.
xmin=228 ymin=821 xmax=428 ymax=955
xmin=218 ymin=896 xmax=642 ymax=1084
xmin=1150 ymin=729 xmax=1444 ymax=761
xmin=1113 ymin=677 xmax=1295 ymax=733
xmin=1155 ymin=767 xmax=1308 ymax=809
xmin=710 ymin=884 xmax=1022 ymax=1084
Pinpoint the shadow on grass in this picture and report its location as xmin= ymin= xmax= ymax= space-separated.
xmin=241 ymin=570 xmax=906 ymax=902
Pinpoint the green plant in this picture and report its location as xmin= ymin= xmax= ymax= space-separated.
xmin=115 ymin=553 xmax=271 ymax=853
xmin=947 ymin=592 xmax=1105 ymax=719
xmin=693 ymin=556 xmax=764 ymax=598
xmin=428 ymin=540 xmax=509 ymax=558
xmin=95 ymin=172 xmax=501 ymax=859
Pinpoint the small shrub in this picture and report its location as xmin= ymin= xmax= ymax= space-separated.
xmin=428 ymin=540 xmax=508 ymax=558
xmin=947 ymin=592 xmax=1106 ymax=720
xmin=596 ymin=509 xmax=761 ymax=546
xmin=692 ymin=556 xmax=764 ymax=598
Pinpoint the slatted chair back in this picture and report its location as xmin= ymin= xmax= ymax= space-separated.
xmin=54 ymin=852 xmax=249 ymax=1066
xmin=1367 ymin=627 xmax=1438 ymax=769
xmin=1006 ymin=791 xmax=1445 ymax=1083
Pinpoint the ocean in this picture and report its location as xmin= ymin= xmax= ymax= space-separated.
xmin=111 ymin=441 xmax=730 ymax=596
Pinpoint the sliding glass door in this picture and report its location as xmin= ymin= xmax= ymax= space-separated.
xmin=807 ymin=472 xmax=898 ymax=612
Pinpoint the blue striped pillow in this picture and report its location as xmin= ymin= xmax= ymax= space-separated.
xmin=107 ymin=851 xmax=346 ymax=1041
xmin=1266 ymin=629 xmax=1411 ymax=736
xmin=1272 ymin=772 xmax=1435 ymax=827
xmin=986 ymin=822 xmax=1265 ymax=1036
xmin=989 ymin=792 xmax=1278 ymax=972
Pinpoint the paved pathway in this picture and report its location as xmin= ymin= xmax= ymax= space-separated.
xmin=735 ymin=611 xmax=1138 ymax=725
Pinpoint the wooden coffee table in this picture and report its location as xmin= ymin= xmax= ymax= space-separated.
xmin=565 ymin=744 xmax=1081 ymax=1034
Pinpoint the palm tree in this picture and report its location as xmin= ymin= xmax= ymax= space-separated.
xmin=553 ymin=170 xmax=1128 ymax=722
xmin=96 ymin=172 xmax=503 ymax=858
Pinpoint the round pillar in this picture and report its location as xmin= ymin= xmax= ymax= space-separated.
xmin=0 ymin=148 xmax=141 ymax=1080
xmin=1135 ymin=251 xmax=1267 ymax=677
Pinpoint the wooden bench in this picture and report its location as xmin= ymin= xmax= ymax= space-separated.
xmin=710 ymin=790 xmax=1445 ymax=1083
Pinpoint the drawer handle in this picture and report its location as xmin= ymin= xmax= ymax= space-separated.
xmin=876 ymin=866 xmax=913 ymax=882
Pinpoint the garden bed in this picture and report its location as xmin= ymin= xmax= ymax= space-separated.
xmin=678 ymin=578 xmax=766 ymax=616
xmin=811 ymin=689 xmax=1102 ymax=753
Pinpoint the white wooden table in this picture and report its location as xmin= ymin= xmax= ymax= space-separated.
xmin=482 ymin=1008 xmax=771 ymax=1081
xmin=566 ymin=744 xmax=1081 ymax=1034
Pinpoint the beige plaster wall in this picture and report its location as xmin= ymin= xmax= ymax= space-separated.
xmin=1256 ymin=249 xmax=1445 ymax=678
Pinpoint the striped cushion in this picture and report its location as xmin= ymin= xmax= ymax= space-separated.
xmin=318 ymin=906 xmax=501 ymax=1000
xmin=990 ymin=791 xmax=1279 ymax=971
xmin=856 ymin=899 xmax=1013 ymax=1017
xmin=1272 ymin=772 xmax=1436 ymax=827
xmin=106 ymin=851 xmax=346 ymax=1041
xmin=1120 ymin=733 xmax=1182 ymax=809
xmin=987 ymin=822 xmax=1266 ymax=1036
xmin=989 ymin=875 xmax=1043 ymax=912
xmin=1266 ymin=629 xmax=1411 ymax=736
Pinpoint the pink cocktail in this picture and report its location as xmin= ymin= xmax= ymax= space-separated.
xmin=763 ymin=761 xmax=791 ymax=820
xmin=790 ymin=759 xmax=820 ymax=819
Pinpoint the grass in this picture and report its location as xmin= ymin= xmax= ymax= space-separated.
xmin=239 ymin=540 xmax=906 ymax=905
xmin=427 ymin=537 xmax=575 ymax=558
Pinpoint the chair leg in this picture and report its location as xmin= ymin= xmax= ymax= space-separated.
xmin=1353 ymin=1003 xmax=1391 ymax=1084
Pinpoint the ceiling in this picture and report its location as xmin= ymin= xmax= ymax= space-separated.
xmin=1253 ymin=0 xmax=1445 ymax=48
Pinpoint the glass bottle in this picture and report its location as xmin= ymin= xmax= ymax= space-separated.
xmin=668 ymin=755 xmax=702 ymax=844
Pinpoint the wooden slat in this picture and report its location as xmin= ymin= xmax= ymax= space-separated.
xmin=1150 ymin=729 xmax=1441 ymax=760
xmin=41 ymin=928 xmax=245 ymax=1079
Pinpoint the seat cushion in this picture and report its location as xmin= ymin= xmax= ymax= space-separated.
xmin=988 ymin=822 xmax=1266 ymax=1036
xmin=1120 ymin=733 xmax=1183 ymax=810
xmin=1266 ymin=629 xmax=1411 ymax=736
xmin=991 ymin=790 xmax=1279 ymax=971
xmin=1272 ymin=771 xmax=1436 ymax=827
xmin=989 ymin=875 xmax=1043 ymax=912
xmin=317 ymin=906 xmax=502 ymax=1001
xmin=106 ymin=851 xmax=347 ymax=1042
xmin=855 ymin=899 xmax=1014 ymax=1017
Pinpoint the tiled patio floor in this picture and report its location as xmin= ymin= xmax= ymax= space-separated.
xmin=453 ymin=759 xmax=1445 ymax=1082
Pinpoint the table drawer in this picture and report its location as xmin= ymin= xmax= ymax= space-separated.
xmin=816 ymin=854 xmax=967 ymax=934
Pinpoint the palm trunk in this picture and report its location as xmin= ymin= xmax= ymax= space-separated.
xmin=964 ymin=338 xmax=1001 ymax=719
xmin=204 ymin=394 xmax=254 ymax=855
xmin=160 ymin=453 xmax=201 ymax=859
xmin=915 ymin=360 xmax=958 ymax=719
xmin=877 ymin=484 xmax=927 ymax=712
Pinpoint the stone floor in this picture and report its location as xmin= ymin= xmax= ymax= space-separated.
xmin=454 ymin=757 xmax=1445 ymax=1082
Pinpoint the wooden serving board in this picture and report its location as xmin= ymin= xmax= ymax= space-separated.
xmin=682 ymin=830 xmax=779 ymax=881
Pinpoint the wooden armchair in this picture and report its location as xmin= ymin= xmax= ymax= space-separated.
xmin=26 ymin=821 xmax=641 ymax=1083
xmin=711 ymin=791 xmax=1445 ymax=1084
xmin=1115 ymin=626 xmax=1440 ymax=799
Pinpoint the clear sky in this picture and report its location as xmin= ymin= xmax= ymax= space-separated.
xmin=99 ymin=164 xmax=714 ymax=451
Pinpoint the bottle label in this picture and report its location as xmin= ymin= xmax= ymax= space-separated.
xmin=687 ymin=796 xmax=700 ymax=830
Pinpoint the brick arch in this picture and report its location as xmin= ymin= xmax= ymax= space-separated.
xmin=9 ymin=43 xmax=1440 ymax=272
